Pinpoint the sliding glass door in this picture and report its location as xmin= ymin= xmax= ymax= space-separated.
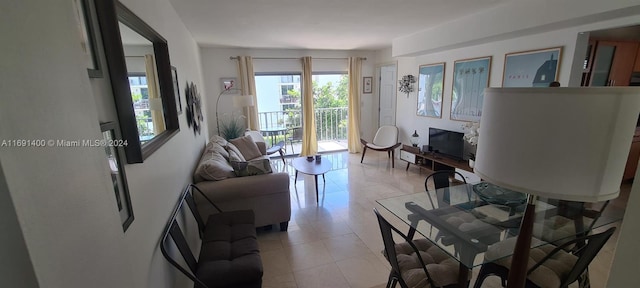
xmin=254 ymin=73 xmax=349 ymax=154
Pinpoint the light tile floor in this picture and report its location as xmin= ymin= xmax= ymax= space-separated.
xmin=259 ymin=152 xmax=629 ymax=288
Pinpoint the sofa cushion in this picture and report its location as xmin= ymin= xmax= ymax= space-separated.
xmin=230 ymin=159 xmax=273 ymax=177
xmin=225 ymin=143 xmax=246 ymax=162
xmin=229 ymin=135 xmax=263 ymax=160
xmin=195 ymin=152 xmax=236 ymax=181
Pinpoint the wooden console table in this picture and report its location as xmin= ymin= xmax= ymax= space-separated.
xmin=399 ymin=145 xmax=473 ymax=173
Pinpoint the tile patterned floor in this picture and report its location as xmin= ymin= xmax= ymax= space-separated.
xmin=259 ymin=152 xmax=628 ymax=288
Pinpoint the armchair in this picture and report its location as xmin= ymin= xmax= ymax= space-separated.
xmin=360 ymin=125 xmax=401 ymax=168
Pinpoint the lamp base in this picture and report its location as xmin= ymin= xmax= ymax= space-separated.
xmin=506 ymin=194 xmax=537 ymax=288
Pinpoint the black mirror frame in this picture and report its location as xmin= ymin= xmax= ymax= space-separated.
xmin=95 ymin=0 xmax=179 ymax=163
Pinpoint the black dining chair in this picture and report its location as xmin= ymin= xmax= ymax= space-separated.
xmin=424 ymin=170 xmax=469 ymax=210
xmin=374 ymin=208 xmax=467 ymax=288
xmin=407 ymin=170 xmax=470 ymax=240
xmin=473 ymin=226 xmax=616 ymax=288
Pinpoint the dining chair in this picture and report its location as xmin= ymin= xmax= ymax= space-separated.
xmin=360 ymin=125 xmax=402 ymax=168
xmin=245 ymin=130 xmax=285 ymax=163
xmin=407 ymin=170 xmax=470 ymax=240
xmin=417 ymin=171 xmax=501 ymax=256
xmin=472 ymin=226 xmax=616 ymax=288
xmin=424 ymin=170 xmax=469 ymax=210
xmin=374 ymin=208 xmax=466 ymax=288
xmin=287 ymin=126 xmax=303 ymax=154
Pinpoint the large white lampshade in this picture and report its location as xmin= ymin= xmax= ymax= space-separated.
xmin=474 ymin=87 xmax=639 ymax=288
xmin=475 ymin=87 xmax=640 ymax=202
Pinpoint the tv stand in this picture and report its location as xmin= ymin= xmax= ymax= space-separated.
xmin=399 ymin=145 xmax=472 ymax=173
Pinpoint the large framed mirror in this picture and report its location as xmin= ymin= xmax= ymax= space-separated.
xmin=95 ymin=0 xmax=179 ymax=163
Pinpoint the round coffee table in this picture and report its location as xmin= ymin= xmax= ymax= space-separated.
xmin=291 ymin=157 xmax=332 ymax=203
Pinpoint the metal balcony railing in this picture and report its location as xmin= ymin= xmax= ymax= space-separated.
xmin=258 ymin=107 xmax=348 ymax=141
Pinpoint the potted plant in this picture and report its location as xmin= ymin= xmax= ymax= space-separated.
xmin=220 ymin=113 xmax=246 ymax=140
xmin=468 ymin=152 xmax=476 ymax=168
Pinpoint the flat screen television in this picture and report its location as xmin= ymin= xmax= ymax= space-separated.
xmin=428 ymin=128 xmax=465 ymax=160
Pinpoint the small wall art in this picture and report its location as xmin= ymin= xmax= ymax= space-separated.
xmin=72 ymin=0 xmax=102 ymax=77
xmin=185 ymin=82 xmax=203 ymax=134
xmin=171 ymin=66 xmax=182 ymax=114
xmin=363 ymin=77 xmax=372 ymax=94
xmin=100 ymin=122 xmax=133 ymax=231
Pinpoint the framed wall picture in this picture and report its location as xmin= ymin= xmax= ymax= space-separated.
xmin=100 ymin=122 xmax=134 ymax=231
xmin=417 ymin=62 xmax=445 ymax=118
xmin=451 ymin=56 xmax=491 ymax=122
xmin=503 ymin=46 xmax=562 ymax=87
xmin=363 ymin=76 xmax=372 ymax=94
xmin=72 ymin=0 xmax=102 ymax=77
xmin=171 ymin=66 xmax=182 ymax=114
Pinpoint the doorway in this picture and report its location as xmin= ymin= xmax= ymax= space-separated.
xmin=378 ymin=64 xmax=397 ymax=127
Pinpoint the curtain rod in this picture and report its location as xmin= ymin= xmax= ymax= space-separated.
xmin=229 ymin=56 xmax=366 ymax=60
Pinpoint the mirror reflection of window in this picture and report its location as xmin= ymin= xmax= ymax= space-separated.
xmin=119 ymin=22 xmax=166 ymax=144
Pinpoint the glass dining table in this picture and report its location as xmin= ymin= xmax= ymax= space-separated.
xmin=376 ymin=182 xmax=622 ymax=288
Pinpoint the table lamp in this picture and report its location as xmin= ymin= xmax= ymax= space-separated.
xmin=474 ymin=87 xmax=640 ymax=288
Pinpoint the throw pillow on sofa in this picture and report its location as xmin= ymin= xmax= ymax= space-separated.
xmin=225 ymin=143 xmax=246 ymax=162
xmin=229 ymin=135 xmax=263 ymax=160
xmin=195 ymin=152 xmax=236 ymax=181
xmin=230 ymin=159 xmax=273 ymax=177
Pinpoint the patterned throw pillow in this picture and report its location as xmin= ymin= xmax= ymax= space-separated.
xmin=225 ymin=143 xmax=246 ymax=162
xmin=230 ymin=159 xmax=273 ymax=177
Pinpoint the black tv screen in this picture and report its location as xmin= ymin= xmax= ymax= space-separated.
xmin=429 ymin=128 xmax=464 ymax=160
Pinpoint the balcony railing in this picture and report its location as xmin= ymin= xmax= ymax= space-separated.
xmin=258 ymin=107 xmax=348 ymax=141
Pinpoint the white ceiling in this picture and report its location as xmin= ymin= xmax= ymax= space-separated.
xmin=168 ymin=0 xmax=510 ymax=50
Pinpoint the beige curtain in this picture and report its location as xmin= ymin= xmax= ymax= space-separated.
xmin=236 ymin=56 xmax=259 ymax=130
xmin=347 ymin=57 xmax=362 ymax=153
xmin=145 ymin=54 xmax=165 ymax=135
xmin=300 ymin=56 xmax=318 ymax=156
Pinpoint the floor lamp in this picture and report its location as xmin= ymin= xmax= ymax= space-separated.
xmin=233 ymin=94 xmax=255 ymax=129
xmin=474 ymin=87 xmax=640 ymax=288
xmin=215 ymin=87 xmax=240 ymax=136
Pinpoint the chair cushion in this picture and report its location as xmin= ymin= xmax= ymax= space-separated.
xmin=229 ymin=135 xmax=263 ymax=160
xmin=372 ymin=125 xmax=398 ymax=147
xmin=485 ymin=237 xmax=578 ymax=288
xmin=393 ymin=238 xmax=461 ymax=287
xmin=197 ymin=210 xmax=262 ymax=288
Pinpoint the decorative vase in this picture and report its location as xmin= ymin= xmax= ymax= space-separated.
xmin=469 ymin=159 xmax=475 ymax=169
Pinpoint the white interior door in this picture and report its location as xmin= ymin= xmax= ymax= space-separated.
xmin=379 ymin=64 xmax=397 ymax=126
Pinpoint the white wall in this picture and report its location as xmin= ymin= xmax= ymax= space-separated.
xmin=199 ymin=48 xmax=380 ymax=141
xmin=1 ymin=0 xmax=208 ymax=287
xmin=1 ymin=1 xmax=134 ymax=287
xmin=393 ymin=14 xmax=640 ymax=147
